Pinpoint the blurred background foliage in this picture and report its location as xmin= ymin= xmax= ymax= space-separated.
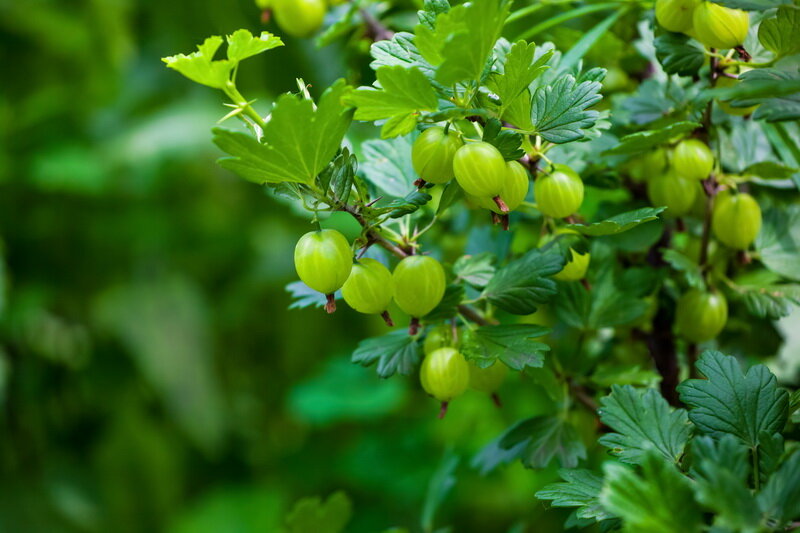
xmin=1 ymin=0 xmax=797 ymax=532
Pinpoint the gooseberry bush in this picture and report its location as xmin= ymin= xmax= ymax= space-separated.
xmin=164 ymin=0 xmax=800 ymax=530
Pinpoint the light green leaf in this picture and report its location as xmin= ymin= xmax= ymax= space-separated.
xmin=214 ymin=80 xmax=353 ymax=185
xmin=453 ymin=252 xmax=496 ymax=288
xmin=488 ymin=41 xmax=551 ymax=120
xmin=347 ymin=66 xmax=438 ymax=128
xmin=566 ymin=207 xmax=665 ymax=236
xmin=677 ymin=350 xmax=790 ymax=448
xmin=598 ymin=385 xmax=691 ymax=465
xmin=756 ymin=205 xmax=800 ymax=281
xmin=601 ymin=449 xmax=703 ymax=533
xmin=740 ymin=283 xmax=800 ymax=320
xmin=285 ymin=491 xmax=352 ymax=533
xmin=415 ymin=3 xmax=467 ymax=66
xmin=603 ymin=121 xmax=701 ymax=156
xmin=661 ymin=249 xmax=705 ymax=289
xmin=226 ymin=29 xmax=283 ymax=63
xmin=536 ymin=469 xmax=614 ymax=521
xmin=162 ymin=35 xmax=233 ymax=89
xmin=435 ymin=0 xmax=511 ymax=85
xmin=359 ymin=134 xmax=417 ymax=198
xmin=351 ymin=329 xmax=420 ymax=378
xmin=380 ymin=113 xmax=419 ymax=138
xmin=421 ymin=452 xmax=459 ymax=532
xmin=759 ymin=7 xmax=800 ymax=57
xmin=482 ymin=246 xmax=563 ymax=315
xmin=460 ymin=324 xmax=550 ymax=370
xmin=530 ymin=69 xmax=605 ymax=143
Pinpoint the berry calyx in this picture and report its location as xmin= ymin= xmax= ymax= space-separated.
xmin=272 ymin=0 xmax=326 ymax=38
xmin=341 ymin=258 xmax=394 ymax=319
xmin=294 ymin=229 xmax=353 ymax=312
xmin=474 ymin=160 xmax=530 ymax=214
xmin=712 ymin=190 xmax=762 ymax=250
xmin=534 ymin=164 xmax=584 ymax=219
xmin=692 ymin=2 xmax=749 ymax=49
xmin=420 ymin=347 xmax=470 ymax=417
xmin=392 ymin=255 xmax=446 ymax=320
xmin=672 ymin=139 xmax=714 ymax=181
xmin=453 ymin=142 xmax=507 ymax=200
xmin=647 ymin=169 xmax=697 ymax=217
xmin=411 ymin=126 xmax=463 ymax=185
xmin=675 ymin=289 xmax=728 ymax=343
xmin=655 ymin=0 xmax=700 ymax=32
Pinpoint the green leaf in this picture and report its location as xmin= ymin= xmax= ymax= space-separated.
xmin=759 ymin=7 xmax=800 ymax=57
xmin=387 ymin=189 xmax=433 ymax=218
xmin=214 ymin=80 xmax=353 ymax=185
xmin=285 ymin=491 xmax=352 ymax=533
xmin=351 ymin=329 xmax=420 ymax=378
xmin=710 ymin=69 xmax=800 ymax=122
xmin=600 ymin=449 xmax=703 ymax=533
xmin=162 ymin=35 xmax=233 ymax=89
xmin=370 ymin=32 xmax=434 ymax=75
xmin=603 ymin=121 xmax=701 ymax=156
xmin=758 ymin=450 xmax=800 ymax=527
xmin=558 ymin=10 xmax=624 ymax=74
xmin=415 ymin=3 xmax=466 ymax=66
xmin=590 ymin=363 xmax=662 ymax=388
xmin=488 ymin=41 xmax=551 ymax=120
xmin=691 ymin=435 xmax=761 ymax=531
xmin=435 ymin=0 xmax=511 ymax=85
xmin=742 ymin=160 xmax=799 ymax=180
xmin=421 ymin=452 xmax=459 ymax=532
xmin=436 ymin=180 xmax=462 ymax=215
xmin=710 ymin=0 xmax=792 ymax=11
xmin=424 ymin=284 xmax=465 ymax=321
xmin=756 ymin=205 xmax=800 ymax=281
xmin=481 ymin=118 xmax=525 ymax=160
xmin=598 ymin=385 xmax=691 ymax=465
xmin=661 ymin=249 xmax=705 ymax=289
xmin=225 ymin=29 xmax=283 ymax=63
xmin=498 ymin=415 xmax=587 ymax=468
xmin=654 ymin=32 xmax=705 ymax=77
xmin=453 ymin=252 xmax=496 ymax=288
xmin=677 ymin=350 xmax=790 ymax=448
xmin=318 ymin=148 xmax=357 ymax=205
xmin=530 ymin=69 xmax=604 ymax=143
xmin=758 ymin=430 xmax=786 ymax=485
xmin=482 ymin=246 xmax=563 ymax=315
xmin=360 ymin=134 xmax=417 ymax=198
xmin=566 ymin=207 xmax=665 ymax=236
xmin=417 ymin=0 xmax=451 ymax=30
xmin=536 ymin=469 xmax=614 ymax=521
xmin=346 ymin=66 xmax=438 ymax=138
xmin=460 ymin=324 xmax=550 ymax=370
xmin=286 ymin=281 xmax=339 ymax=310
xmin=740 ymin=283 xmax=800 ymax=320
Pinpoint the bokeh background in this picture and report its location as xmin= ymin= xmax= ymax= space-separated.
xmin=0 ymin=0 xmax=579 ymax=531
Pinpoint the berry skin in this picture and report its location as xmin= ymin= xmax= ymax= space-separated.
xmin=294 ymin=229 xmax=352 ymax=295
xmin=716 ymin=76 xmax=758 ymax=116
xmin=655 ymin=0 xmax=700 ymax=32
xmin=273 ymin=0 xmax=326 ymax=38
xmin=672 ymin=139 xmax=714 ymax=180
xmin=474 ymin=161 xmax=530 ymax=213
xmin=647 ymin=169 xmax=697 ymax=217
xmin=424 ymin=324 xmax=458 ymax=355
xmin=534 ymin=164 xmax=584 ymax=218
xmin=420 ymin=347 xmax=470 ymax=402
xmin=341 ymin=258 xmax=393 ymax=315
xmin=412 ymin=127 xmax=463 ymax=185
xmin=675 ymin=289 xmax=728 ymax=343
xmin=553 ymin=248 xmax=591 ymax=282
xmin=627 ymin=148 xmax=667 ymax=182
xmin=468 ymin=361 xmax=508 ymax=393
xmin=692 ymin=2 xmax=749 ymax=49
xmin=712 ymin=191 xmax=762 ymax=250
xmin=453 ymin=142 xmax=507 ymax=199
xmin=393 ymin=255 xmax=446 ymax=318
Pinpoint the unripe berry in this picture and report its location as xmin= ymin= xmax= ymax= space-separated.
xmin=341 ymin=258 xmax=394 ymax=315
xmin=692 ymin=2 xmax=749 ymax=49
xmin=553 ymin=248 xmax=591 ymax=282
xmin=474 ymin=161 xmax=530 ymax=213
xmin=712 ymin=191 xmax=762 ymax=249
xmin=675 ymin=289 xmax=728 ymax=342
xmin=273 ymin=0 xmax=326 ymax=38
xmin=453 ymin=142 xmax=507 ymax=198
xmin=468 ymin=361 xmax=508 ymax=393
xmin=647 ymin=169 xmax=697 ymax=217
xmin=393 ymin=256 xmax=446 ymax=318
xmin=420 ymin=347 xmax=469 ymax=402
xmin=672 ymin=139 xmax=714 ymax=180
xmin=628 ymin=148 xmax=667 ymax=182
xmin=655 ymin=0 xmax=700 ymax=32
xmin=424 ymin=324 xmax=458 ymax=355
xmin=294 ymin=229 xmax=352 ymax=295
xmin=412 ymin=127 xmax=463 ymax=185
xmin=534 ymin=164 xmax=584 ymax=218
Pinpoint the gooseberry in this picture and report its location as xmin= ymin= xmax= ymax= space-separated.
xmin=294 ymin=229 xmax=353 ymax=312
xmin=341 ymin=258 xmax=394 ymax=317
xmin=647 ymin=169 xmax=697 ymax=217
xmin=273 ymin=0 xmax=326 ymax=38
xmin=420 ymin=347 xmax=470 ymax=416
xmin=453 ymin=142 xmax=508 ymax=209
xmin=675 ymin=289 xmax=728 ymax=342
xmin=712 ymin=190 xmax=761 ymax=249
xmin=412 ymin=127 xmax=463 ymax=185
xmin=672 ymin=139 xmax=714 ymax=181
xmin=692 ymin=2 xmax=749 ymax=49
xmin=393 ymin=255 xmax=446 ymax=319
xmin=534 ymin=164 xmax=584 ymax=218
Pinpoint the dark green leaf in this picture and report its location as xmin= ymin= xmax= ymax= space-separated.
xmin=436 ymin=180 xmax=462 ymax=215
xmin=566 ymin=207 xmax=665 ymax=236
xmin=387 ymin=190 xmax=433 ymax=218
xmin=351 ymin=329 xmax=420 ymax=378
xmin=710 ymin=0 xmax=792 ymax=11
xmin=537 ymin=469 xmax=613 ymax=521
xmin=453 ymin=252 xmax=496 ymax=288
xmin=603 ymin=121 xmax=701 ymax=156
xmin=655 ymin=32 xmax=705 ymax=77
xmin=661 ymin=249 xmax=705 ymax=289
xmin=740 ymin=283 xmax=800 ymax=320
xmin=424 ymin=284 xmax=465 ymax=320
xmin=677 ymin=350 xmax=790 ymax=448
xmin=531 ymin=70 xmax=604 ymax=143
xmin=286 ymin=281 xmax=339 ymax=310
xmin=318 ymin=148 xmax=357 ymax=204
xmin=481 ymin=118 xmax=525 ymax=160
xmin=756 ymin=205 xmax=800 ymax=281
xmin=285 ymin=491 xmax=352 ymax=533
xmin=482 ymin=246 xmax=563 ymax=315
xmin=461 ymin=324 xmax=550 ymax=370
xmin=421 ymin=452 xmax=459 ymax=532
xmin=759 ymin=7 xmax=800 ymax=57
xmin=499 ymin=415 xmax=587 ymax=468
xmin=758 ymin=450 xmax=800 ymax=527
xmin=598 ymin=385 xmax=691 ymax=465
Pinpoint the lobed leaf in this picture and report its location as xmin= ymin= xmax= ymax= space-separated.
xmin=351 ymin=329 xmax=420 ymax=378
